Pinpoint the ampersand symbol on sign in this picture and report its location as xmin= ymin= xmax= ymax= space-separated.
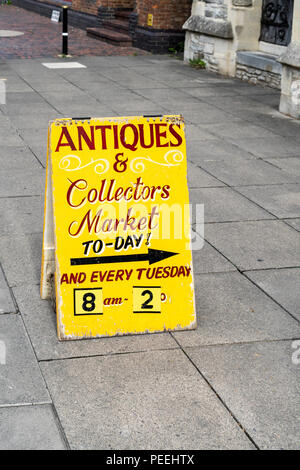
xmin=113 ymin=153 xmax=128 ymax=173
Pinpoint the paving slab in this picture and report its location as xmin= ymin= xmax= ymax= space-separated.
xmin=0 ymin=289 xmax=15 ymax=315
xmin=201 ymin=120 xmax=280 ymax=140
xmin=2 ymin=103 xmax=57 ymax=117
xmin=0 ymin=145 xmax=41 ymax=171
xmin=10 ymin=113 xmax=62 ymax=131
xmin=13 ymin=284 xmax=178 ymax=361
xmin=204 ymin=94 xmax=266 ymax=113
xmin=2 ymin=81 xmax=33 ymax=93
xmin=236 ymin=184 xmax=300 ymax=218
xmin=183 ymin=85 xmax=237 ymax=98
xmin=0 ymin=196 xmax=43 ymax=236
xmin=205 ymin=220 xmax=300 ymax=271
xmin=260 ymin=115 xmax=300 ymax=137
xmin=184 ymin=124 xmax=215 ymax=141
xmin=0 ymin=268 xmax=16 ymax=314
xmin=245 ymin=268 xmax=300 ymax=321
xmin=284 ymin=218 xmax=300 ymax=232
xmin=0 ymin=232 xmax=42 ymax=287
xmin=187 ymin=162 xmax=225 ymax=188
xmin=172 ymin=272 xmax=300 ymax=348
xmin=0 ymin=405 xmax=66 ymax=450
xmin=246 ymin=92 xmax=281 ymax=107
xmin=227 ymin=136 xmax=300 ymax=159
xmin=0 ymin=169 xmax=44 ymax=197
xmin=189 ymin=187 xmax=273 ymax=222
xmin=0 ymin=315 xmax=50 ymax=406
xmin=40 ymin=350 xmax=254 ymax=450
xmin=0 ymin=128 xmax=23 ymax=146
xmin=187 ymin=138 xmax=256 ymax=163
xmin=265 ymin=158 xmax=300 ymax=178
xmin=199 ymin=159 xmax=297 ymax=186
xmin=26 ymin=144 xmax=47 ymax=167
xmin=4 ymin=91 xmax=46 ymax=105
xmin=0 ymin=268 xmax=8 ymax=290
xmin=192 ymin=240 xmax=236 ymax=274
xmin=17 ymin=127 xmax=50 ymax=147
xmin=186 ymin=341 xmax=300 ymax=449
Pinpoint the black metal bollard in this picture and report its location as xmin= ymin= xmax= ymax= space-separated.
xmin=62 ymin=6 xmax=68 ymax=56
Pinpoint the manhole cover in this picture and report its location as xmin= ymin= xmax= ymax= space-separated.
xmin=0 ymin=30 xmax=24 ymax=37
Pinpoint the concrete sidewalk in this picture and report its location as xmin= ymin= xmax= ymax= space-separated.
xmin=0 ymin=54 xmax=299 ymax=450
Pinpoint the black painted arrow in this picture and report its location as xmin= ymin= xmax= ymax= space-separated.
xmin=70 ymin=248 xmax=178 ymax=267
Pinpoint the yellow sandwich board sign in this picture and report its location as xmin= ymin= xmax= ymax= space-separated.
xmin=41 ymin=115 xmax=196 ymax=340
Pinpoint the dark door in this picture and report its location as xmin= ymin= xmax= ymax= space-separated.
xmin=260 ymin=0 xmax=294 ymax=46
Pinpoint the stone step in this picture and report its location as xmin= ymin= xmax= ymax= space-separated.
xmin=102 ymin=19 xmax=130 ymax=33
xmin=86 ymin=27 xmax=132 ymax=47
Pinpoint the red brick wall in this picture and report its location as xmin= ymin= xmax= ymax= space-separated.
xmin=63 ymin=0 xmax=190 ymax=25
xmin=137 ymin=0 xmax=192 ymax=29
xmin=71 ymin=0 xmax=135 ymax=16
xmin=103 ymin=0 xmax=135 ymax=6
xmin=71 ymin=0 xmax=101 ymax=16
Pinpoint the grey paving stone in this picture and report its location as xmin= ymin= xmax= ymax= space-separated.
xmin=204 ymin=94 xmax=265 ymax=113
xmin=5 ymin=91 xmax=46 ymax=105
xmin=0 ymin=196 xmax=43 ymax=236
xmin=187 ymin=162 xmax=224 ymax=188
xmin=182 ymin=108 xmax=235 ymax=125
xmin=40 ymin=350 xmax=254 ymax=450
xmin=185 ymin=124 xmax=215 ymax=141
xmin=0 ymin=145 xmax=41 ymax=171
xmin=183 ymin=85 xmax=237 ymax=98
xmin=0 ymin=288 xmax=16 ymax=314
xmin=192 ymin=241 xmax=236 ymax=274
xmin=121 ymin=76 xmax=170 ymax=90
xmin=18 ymin=127 xmax=49 ymax=146
xmin=3 ymin=103 xmax=56 ymax=117
xmin=135 ymin=88 xmax=199 ymax=106
xmin=245 ymin=91 xmax=281 ymax=106
xmin=4 ymin=81 xmax=33 ymax=93
xmin=245 ymin=268 xmax=300 ymax=321
xmin=173 ymin=272 xmax=300 ymax=348
xmin=0 ymin=269 xmax=8 ymax=290
xmin=265 ymin=158 xmax=300 ymax=178
xmin=189 ymin=187 xmax=273 ymax=222
xmin=0 ymin=266 xmax=16 ymax=314
xmin=28 ymin=81 xmax=76 ymax=93
xmin=0 ymin=232 xmax=42 ymax=287
xmin=236 ymin=184 xmax=300 ymax=218
xmin=12 ymin=113 xmax=61 ymax=130
xmin=205 ymin=220 xmax=300 ymax=271
xmin=13 ymin=284 xmax=179 ymax=361
xmin=236 ymin=83 xmax=279 ymax=96
xmin=0 ymin=315 xmax=50 ymax=406
xmin=229 ymin=136 xmax=300 ymax=159
xmin=261 ymin=116 xmax=300 ymax=137
xmin=0 ymin=128 xmax=23 ymax=146
xmin=186 ymin=341 xmax=300 ymax=449
xmin=187 ymin=138 xmax=256 ymax=163
xmin=200 ymin=159 xmax=297 ymax=186
xmin=0 ymin=405 xmax=66 ymax=450
xmin=112 ymin=101 xmax=166 ymax=114
xmin=201 ymin=120 xmax=280 ymax=140
xmin=284 ymin=218 xmax=300 ymax=232
xmin=0 ymin=169 xmax=44 ymax=197
xmin=27 ymin=144 xmax=47 ymax=167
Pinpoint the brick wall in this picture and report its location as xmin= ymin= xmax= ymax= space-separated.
xmin=137 ymin=0 xmax=192 ymax=30
xmin=72 ymin=0 xmax=100 ymax=16
xmin=102 ymin=0 xmax=135 ymax=7
xmin=72 ymin=0 xmax=135 ymax=16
